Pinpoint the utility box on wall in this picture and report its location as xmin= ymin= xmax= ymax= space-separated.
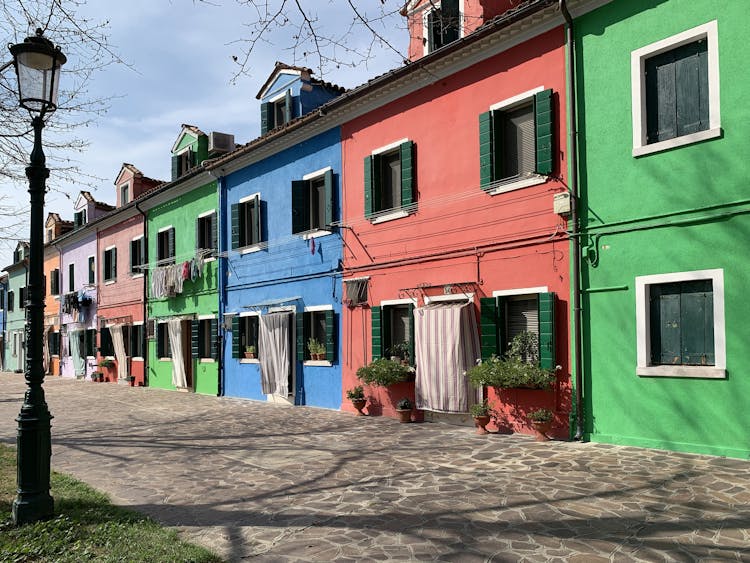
xmin=553 ymin=192 xmax=571 ymax=215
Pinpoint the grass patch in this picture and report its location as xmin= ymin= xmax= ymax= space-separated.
xmin=0 ymin=444 xmax=222 ymax=562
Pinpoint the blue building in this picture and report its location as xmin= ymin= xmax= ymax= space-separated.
xmin=218 ymin=64 xmax=345 ymax=409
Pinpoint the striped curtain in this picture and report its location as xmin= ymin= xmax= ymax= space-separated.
xmin=414 ymin=301 xmax=482 ymax=413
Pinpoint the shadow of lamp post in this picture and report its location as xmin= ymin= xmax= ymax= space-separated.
xmin=7 ymin=28 xmax=66 ymax=526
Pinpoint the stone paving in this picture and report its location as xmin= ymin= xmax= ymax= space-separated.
xmin=1 ymin=372 xmax=750 ymax=562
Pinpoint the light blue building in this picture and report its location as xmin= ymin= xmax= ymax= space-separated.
xmin=0 ymin=272 xmax=7 ymax=371
xmin=218 ymin=64 xmax=344 ymax=409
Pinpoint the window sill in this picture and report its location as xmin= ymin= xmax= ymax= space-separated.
xmin=485 ymin=175 xmax=547 ymax=195
xmin=104 ymin=280 xmax=116 ymax=286
xmin=199 ymin=358 xmax=215 ymax=363
xmin=301 ymin=229 xmax=332 ymax=240
xmin=240 ymin=244 xmax=263 ymax=255
xmin=130 ymin=273 xmax=144 ymax=279
xmin=304 ymin=360 xmax=333 ymax=367
xmin=633 ymin=127 xmax=722 ymax=157
xmin=204 ymin=257 xmax=216 ymax=263
xmin=636 ymin=365 xmax=726 ymax=379
xmin=370 ymin=210 xmax=410 ymax=224
xmin=240 ymin=358 xmax=259 ymax=364
xmin=158 ymin=357 xmax=171 ymax=362
xmin=132 ymin=357 xmax=144 ymax=362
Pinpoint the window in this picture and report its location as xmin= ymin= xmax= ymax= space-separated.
xmin=260 ymin=90 xmax=294 ymax=134
xmin=68 ymin=263 xmax=75 ymax=292
xmin=99 ymin=326 xmax=114 ymax=357
xmin=120 ymin=184 xmax=129 ymax=205
xmin=424 ymin=0 xmax=460 ymax=54
xmin=87 ymin=256 xmax=95 ymax=284
xmin=157 ymin=227 xmax=175 ymax=265
xmin=631 ymin=20 xmax=720 ymax=157
xmin=480 ymin=290 xmax=556 ymax=369
xmin=292 ymin=169 xmax=334 ymax=234
xmin=50 ymin=268 xmax=60 ymax=296
xmin=231 ymin=315 xmax=259 ymax=358
xmin=156 ymin=323 xmax=172 ymax=359
xmin=19 ymin=287 xmax=26 ymax=309
xmin=364 ymin=141 xmax=414 ymax=220
xmin=635 ymin=269 xmax=725 ymax=378
xmin=103 ymin=248 xmax=116 ymax=282
xmin=371 ymin=302 xmax=415 ymax=365
xmin=48 ymin=331 xmax=60 ymax=357
xmin=192 ymin=317 xmax=218 ymax=360
xmin=130 ymin=324 xmax=144 ymax=358
xmin=231 ymin=195 xmax=262 ymax=249
xmin=297 ymin=309 xmax=336 ymax=362
xmin=480 ymin=89 xmax=554 ymax=192
xmin=7 ymin=290 xmax=14 ymax=312
xmin=196 ymin=212 xmax=217 ymax=255
xmin=171 ymin=149 xmax=195 ymax=181
xmin=73 ymin=209 xmax=87 ymax=229
xmin=84 ymin=328 xmax=97 ymax=357
xmin=0 ymin=289 xmax=4 ymax=310
xmin=46 ymin=228 xmax=54 ymax=243
xmin=130 ymin=237 xmax=146 ymax=275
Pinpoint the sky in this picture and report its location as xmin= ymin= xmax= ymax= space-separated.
xmin=0 ymin=0 xmax=408 ymax=267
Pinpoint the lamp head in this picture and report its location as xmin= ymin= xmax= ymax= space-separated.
xmin=9 ymin=29 xmax=66 ymax=114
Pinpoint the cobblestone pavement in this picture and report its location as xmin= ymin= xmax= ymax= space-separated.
xmin=1 ymin=373 xmax=749 ymax=562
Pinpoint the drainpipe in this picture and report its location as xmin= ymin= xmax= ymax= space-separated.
xmin=135 ymin=200 xmax=148 ymax=387
xmin=207 ymin=168 xmax=224 ymax=397
xmin=560 ymin=0 xmax=584 ymax=440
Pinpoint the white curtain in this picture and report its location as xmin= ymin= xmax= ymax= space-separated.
xmin=69 ymin=330 xmax=86 ymax=377
xmin=167 ymin=319 xmax=188 ymax=388
xmin=414 ymin=301 xmax=482 ymax=413
xmin=259 ymin=312 xmax=291 ymax=396
xmin=43 ymin=326 xmax=51 ymax=374
xmin=110 ymin=324 xmax=129 ymax=380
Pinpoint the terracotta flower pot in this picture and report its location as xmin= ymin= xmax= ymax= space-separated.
xmin=396 ymin=408 xmax=412 ymax=423
xmin=351 ymin=398 xmax=367 ymax=416
xmin=531 ymin=420 xmax=552 ymax=442
xmin=473 ymin=415 xmax=491 ymax=435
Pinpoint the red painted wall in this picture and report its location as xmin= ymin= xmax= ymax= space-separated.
xmin=341 ymin=28 xmax=571 ymax=437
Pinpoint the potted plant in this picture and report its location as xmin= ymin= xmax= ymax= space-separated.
xmin=469 ymin=399 xmax=494 ymax=435
xmin=98 ymin=358 xmax=115 ymax=369
xmin=346 ymin=386 xmax=367 ymax=416
xmin=356 ymin=358 xmax=412 ymax=387
xmin=126 ymin=375 xmax=136 ymax=387
xmin=527 ymin=408 xmax=554 ymax=442
xmin=90 ymin=371 xmax=102 ymax=382
xmin=387 ymin=341 xmax=411 ymax=365
xmin=307 ymin=338 xmax=326 ymax=361
xmin=244 ymin=345 xmax=256 ymax=359
xmin=467 ymin=332 xmax=556 ymax=390
xmin=395 ymin=397 xmax=413 ymax=423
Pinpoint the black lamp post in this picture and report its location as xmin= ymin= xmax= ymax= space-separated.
xmin=8 ymin=28 xmax=66 ymax=526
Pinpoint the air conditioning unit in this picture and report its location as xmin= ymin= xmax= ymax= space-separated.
xmin=208 ymin=132 xmax=235 ymax=154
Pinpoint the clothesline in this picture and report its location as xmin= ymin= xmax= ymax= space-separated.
xmin=134 ymin=248 xmax=214 ymax=272
xmin=150 ymin=253 xmax=207 ymax=299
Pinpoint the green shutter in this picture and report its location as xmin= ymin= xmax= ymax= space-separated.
xmin=260 ymin=102 xmax=272 ymax=135
xmin=141 ymin=237 xmax=147 ymax=267
xmin=538 ymin=292 xmax=555 ymax=370
xmin=196 ymin=134 xmax=209 ymax=165
xmin=231 ymin=203 xmax=240 ymax=249
xmin=195 ymin=216 xmax=201 ymax=249
xmin=252 ymin=196 xmax=261 ymax=244
xmin=441 ymin=0 xmax=460 ymax=44
xmin=191 ymin=320 xmax=199 ymax=360
xmin=187 ymin=148 xmax=196 ymax=169
xmin=408 ymin=303 xmax=415 ymax=366
xmin=325 ymin=310 xmax=335 ymax=363
xmin=480 ymin=297 xmax=499 ymax=361
xmin=364 ymin=155 xmax=374 ymax=218
xmin=210 ymin=213 xmax=218 ymax=252
xmin=285 ymin=90 xmax=293 ymax=123
xmin=479 ymin=111 xmax=494 ymax=189
xmin=291 ymin=180 xmax=308 ymax=234
xmin=112 ymin=249 xmax=117 ymax=280
xmin=210 ymin=318 xmax=218 ymax=360
xmin=168 ymin=228 xmax=175 ymax=260
xmin=427 ymin=9 xmax=437 ymax=51
xmin=371 ymin=306 xmax=382 ymax=360
xmin=156 ymin=324 xmax=163 ymax=358
xmin=323 ymin=169 xmax=334 ymax=228
xmin=534 ymin=89 xmax=554 ymax=175
xmin=400 ymin=141 xmax=414 ymax=208
xmin=130 ymin=240 xmax=137 ymax=273
xmin=231 ymin=316 xmax=240 ymax=358
xmin=296 ymin=312 xmax=305 ymax=361
xmin=171 ymin=154 xmax=181 ymax=181
xmin=675 ymin=40 xmax=709 ymax=137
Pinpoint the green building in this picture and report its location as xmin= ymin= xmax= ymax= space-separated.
xmin=142 ymin=125 xmax=231 ymax=395
xmin=575 ymin=0 xmax=749 ymax=458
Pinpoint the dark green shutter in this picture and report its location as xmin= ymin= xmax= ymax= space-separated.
xmin=291 ymin=180 xmax=308 ymax=234
xmin=408 ymin=303 xmax=415 ymax=366
xmin=187 ymin=148 xmax=196 ymax=169
xmin=538 ymin=292 xmax=555 ymax=370
xmin=210 ymin=213 xmax=218 ymax=252
xmin=191 ymin=320 xmax=199 ymax=360
xmin=130 ymin=240 xmax=137 ymax=273
xmin=427 ymin=9 xmax=437 ymax=51
xmin=141 ymin=237 xmax=147 ymax=268
xmin=231 ymin=203 xmax=240 ymax=249
xmin=325 ymin=310 xmax=335 ymax=363
xmin=197 ymin=134 xmax=208 ymax=165
xmin=676 ymin=40 xmax=709 ymax=137
xmin=157 ymin=324 xmax=164 ymax=358
xmin=681 ymin=280 xmax=714 ymax=365
xmin=480 ymin=297 xmax=499 ymax=361
xmin=296 ymin=312 xmax=305 ymax=361
xmin=89 ymin=256 xmax=95 ymax=284
xmin=168 ymin=228 xmax=175 ymax=260
xmin=231 ymin=316 xmax=240 ymax=358
xmin=441 ymin=0 xmax=460 ymax=44
xmin=252 ymin=196 xmax=261 ymax=244
xmin=210 ymin=318 xmax=218 ymax=359
xmin=371 ymin=306 xmax=382 ymax=360
xmin=479 ymin=111 xmax=494 ymax=189
xmin=364 ymin=155 xmax=374 ymax=218
xmin=285 ymin=90 xmax=293 ymax=123
xmin=171 ymin=154 xmax=180 ymax=181
xmin=112 ymin=249 xmax=117 ymax=280
xmin=400 ymin=141 xmax=414 ymax=208
xmin=195 ymin=216 xmax=201 ymax=249
xmin=260 ymin=102 xmax=272 ymax=135
xmin=323 ymin=169 xmax=333 ymax=228
xmin=534 ymin=89 xmax=554 ymax=175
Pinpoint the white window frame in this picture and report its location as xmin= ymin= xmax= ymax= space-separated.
xmin=238 ymin=193 xmax=263 ymax=254
xmin=300 ymin=166 xmax=334 ymax=239
xmin=238 ymin=311 xmax=260 ymax=364
xmin=130 ymin=235 xmax=145 ymax=279
xmin=120 ymin=182 xmax=130 ymax=205
xmin=421 ymin=0 xmax=465 ymax=56
xmin=631 ymin=20 xmax=721 ymax=157
xmin=103 ymin=245 xmax=117 ymax=284
xmin=369 ymin=138 xmax=413 ymax=224
xmin=131 ymin=321 xmax=145 ymax=362
xmin=635 ymin=268 xmax=725 ymax=379
xmin=303 ymin=304 xmax=334 ymax=366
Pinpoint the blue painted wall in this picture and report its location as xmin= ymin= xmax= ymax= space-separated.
xmin=221 ymin=126 xmax=343 ymax=409
xmin=261 ymin=72 xmax=341 ymax=120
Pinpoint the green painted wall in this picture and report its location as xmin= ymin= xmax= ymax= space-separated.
xmin=147 ymin=180 xmax=219 ymax=395
xmin=576 ymin=0 xmax=750 ymax=458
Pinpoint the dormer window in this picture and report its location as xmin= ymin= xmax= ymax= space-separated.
xmin=46 ymin=228 xmax=54 ymax=243
xmin=74 ymin=209 xmax=87 ymax=229
xmin=120 ymin=183 xmax=130 ymax=205
xmin=261 ymin=90 xmax=293 ymax=135
xmin=424 ymin=0 xmax=461 ymax=55
xmin=172 ymin=148 xmax=196 ymax=181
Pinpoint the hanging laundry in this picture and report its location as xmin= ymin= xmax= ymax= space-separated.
xmin=310 ymin=237 xmax=316 ymax=255
xmin=181 ymin=261 xmax=190 ymax=281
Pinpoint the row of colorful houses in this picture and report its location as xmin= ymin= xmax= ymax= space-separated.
xmin=1 ymin=0 xmax=747 ymax=459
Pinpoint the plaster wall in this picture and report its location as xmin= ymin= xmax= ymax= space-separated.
xmin=44 ymin=245 xmax=61 ymax=376
xmin=4 ymin=264 xmax=27 ymax=373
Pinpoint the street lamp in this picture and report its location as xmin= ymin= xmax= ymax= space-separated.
xmin=8 ymin=28 xmax=66 ymax=525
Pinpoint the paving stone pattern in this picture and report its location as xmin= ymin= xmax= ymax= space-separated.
xmin=1 ymin=373 xmax=749 ymax=562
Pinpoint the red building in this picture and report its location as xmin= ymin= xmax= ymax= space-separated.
xmin=341 ymin=0 xmax=572 ymax=437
